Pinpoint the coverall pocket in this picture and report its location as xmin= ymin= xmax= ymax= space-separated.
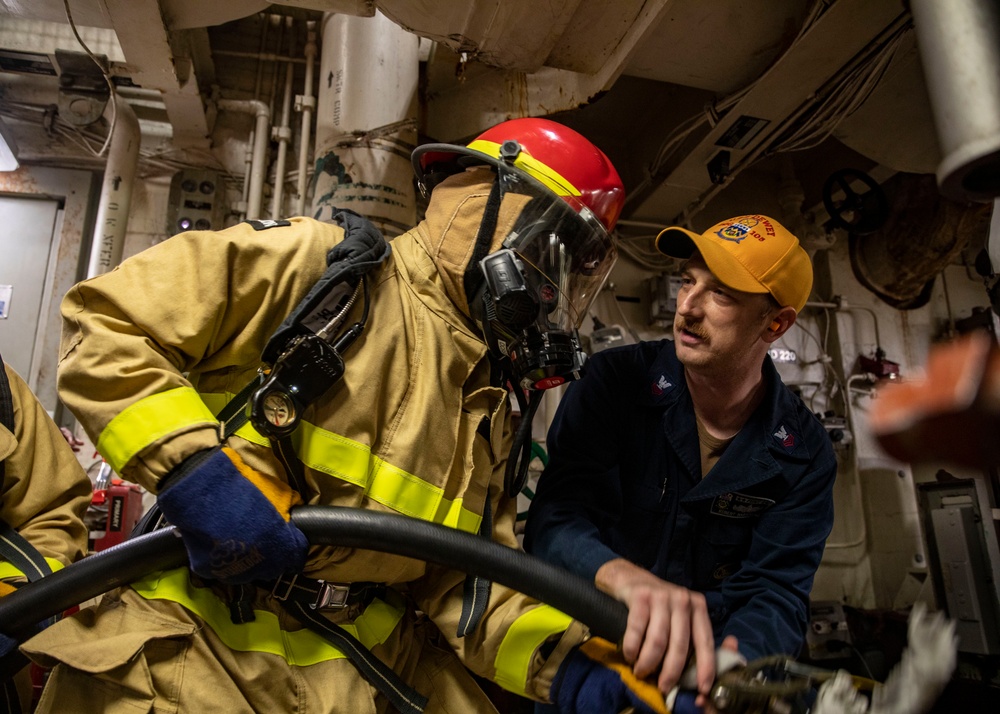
xmin=696 ymin=521 xmax=753 ymax=584
xmin=22 ymin=595 xmax=196 ymax=714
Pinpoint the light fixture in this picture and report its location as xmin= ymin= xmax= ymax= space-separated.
xmin=0 ymin=116 xmax=19 ymax=172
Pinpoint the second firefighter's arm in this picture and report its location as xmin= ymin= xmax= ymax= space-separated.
xmin=0 ymin=364 xmax=91 ymax=573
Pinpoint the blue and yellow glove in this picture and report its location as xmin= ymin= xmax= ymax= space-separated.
xmin=157 ymin=446 xmax=308 ymax=584
xmin=552 ymin=637 xmax=669 ymax=714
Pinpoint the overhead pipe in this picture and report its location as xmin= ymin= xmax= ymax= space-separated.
xmin=911 ymin=0 xmax=1000 ymax=202
xmin=295 ymin=23 xmax=317 ymax=216
xmin=252 ymin=12 xmax=272 ymax=102
xmin=271 ymin=17 xmax=296 ymax=219
xmin=213 ymin=49 xmax=305 ymax=64
xmin=86 ymin=95 xmax=140 ymax=278
xmin=266 ymin=13 xmax=287 ymax=120
xmin=0 ymin=506 xmax=628 ymax=645
xmin=311 ymin=12 xmax=418 ymax=235
xmin=219 ymin=99 xmax=271 ymax=220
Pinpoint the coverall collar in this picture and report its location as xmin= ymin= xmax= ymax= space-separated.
xmin=639 ymin=341 xmax=814 ymax=501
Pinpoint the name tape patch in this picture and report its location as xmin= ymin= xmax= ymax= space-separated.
xmin=711 ymin=491 xmax=775 ymax=518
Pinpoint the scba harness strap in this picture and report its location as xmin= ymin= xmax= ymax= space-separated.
xmin=233 ymin=212 xmax=429 ymax=713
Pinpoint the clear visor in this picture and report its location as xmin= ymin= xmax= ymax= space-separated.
xmin=496 ymin=164 xmax=618 ymax=334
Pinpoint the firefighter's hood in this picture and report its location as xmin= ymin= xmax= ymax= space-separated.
xmin=412 ymin=167 xmax=530 ymax=319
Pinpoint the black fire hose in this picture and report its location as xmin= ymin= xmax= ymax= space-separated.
xmin=0 ymin=506 xmax=628 ymax=644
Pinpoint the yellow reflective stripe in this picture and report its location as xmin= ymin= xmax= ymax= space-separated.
xmin=298 ymin=421 xmax=376 ymax=488
xmin=132 ymin=568 xmax=404 ymax=666
xmin=494 ymin=605 xmax=574 ymax=695
xmin=0 ymin=557 xmax=65 ymax=580
xmin=365 ymin=456 xmax=481 ymax=532
xmin=467 ymin=139 xmax=582 ymax=199
xmin=301 ymin=421 xmax=482 ymax=532
xmin=198 ymin=392 xmax=229 ymax=416
xmin=99 ymin=388 xmax=219 ymax=473
xmin=201 ymin=392 xmax=483 ymax=534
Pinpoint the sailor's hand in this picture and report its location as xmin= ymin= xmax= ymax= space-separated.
xmin=596 ymin=559 xmax=718 ymax=698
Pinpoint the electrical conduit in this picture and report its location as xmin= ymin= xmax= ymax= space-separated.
xmin=270 ymin=17 xmax=296 ymax=219
xmin=295 ymin=24 xmax=317 ymax=216
xmin=86 ymin=95 xmax=139 ymax=278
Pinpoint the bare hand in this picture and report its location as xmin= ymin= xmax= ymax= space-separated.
xmin=595 ymin=558 xmax=717 ymax=697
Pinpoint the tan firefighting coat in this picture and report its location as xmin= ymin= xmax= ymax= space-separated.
xmin=1 ymin=362 xmax=91 ymax=712
xmin=0 ymin=363 xmax=90 ymax=571
xmin=24 ymin=169 xmax=588 ymax=713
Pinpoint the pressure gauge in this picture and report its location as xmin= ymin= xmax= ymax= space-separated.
xmin=261 ymin=391 xmax=296 ymax=428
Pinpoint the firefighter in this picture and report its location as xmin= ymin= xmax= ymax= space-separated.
xmin=0 ymin=357 xmax=91 ymax=712
xmin=24 ymin=119 xmax=668 ymax=713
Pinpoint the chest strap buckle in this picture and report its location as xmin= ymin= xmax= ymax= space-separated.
xmin=269 ymin=573 xmax=354 ymax=610
xmin=313 ymin=582 xmax=351 ymax=610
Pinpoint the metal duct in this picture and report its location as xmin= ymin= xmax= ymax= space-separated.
xmin=311 ymin=11 xmax=418 ymax=236
xmin=911 ymin=0 xmax=1000 ymax=202
xmin=848 ymin=173 xmax=992 ymax=309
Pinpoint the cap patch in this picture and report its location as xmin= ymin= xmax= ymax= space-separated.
xmin=715 ymin=216 xmax=758 ymax=244
xmin=714 ymin=215 xmax=783 ymax=247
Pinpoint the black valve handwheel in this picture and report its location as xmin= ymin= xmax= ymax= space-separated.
xmin=822 ymin=168 xmax=889 ymax=235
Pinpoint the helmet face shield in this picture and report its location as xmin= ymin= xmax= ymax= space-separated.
xmin=496 ymin=163 xmax=617 ymax=336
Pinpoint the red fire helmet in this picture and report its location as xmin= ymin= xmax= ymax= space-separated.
xmin=412 ymin=117 xmax=625 ymax=233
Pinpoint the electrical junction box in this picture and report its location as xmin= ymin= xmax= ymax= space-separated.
xmin=591 ymin=324 xmax=628 ymax=353
xmin=806 ymin=600 xmax=852 ymax=660
xmin=817 ymin=411 xmax=852 ymax=450
xmin=167 ymin=169 xmax=226 ymax=236
xmin=647 ymin=273 xmax=683 ymax=328
xmin=918 ymin=479 xmax=1000 ymax=654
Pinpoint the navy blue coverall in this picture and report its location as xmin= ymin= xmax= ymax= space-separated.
xmin=524 ymin=339 xmax=837 ymax=661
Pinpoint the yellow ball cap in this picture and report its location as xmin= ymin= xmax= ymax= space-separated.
xmin=655 ymin=214 xmax=813 ymax=312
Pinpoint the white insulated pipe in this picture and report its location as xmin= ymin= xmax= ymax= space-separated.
xmin=271 ymin=31 xmax=296 ymax=219
xmin=219 ymin=99 xmax=271 ymax=220
xmin=295 ymin=25 xmax=317 ymax=217
xmin=87 ymin=95 xmax=140 ymax=278
xmin=312 ymin=12 xmax=418 ymax=235
xmin=911 ymin=0 xmax=1000 ymax=202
